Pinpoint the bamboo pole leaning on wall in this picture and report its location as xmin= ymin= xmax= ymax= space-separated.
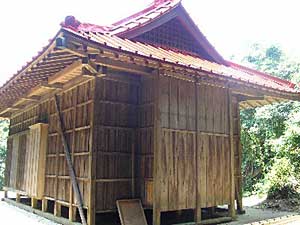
xmin=54 ymin=94 xmax=87 ymax=225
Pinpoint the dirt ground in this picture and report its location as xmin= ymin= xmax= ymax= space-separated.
xmin=0 ymin=192 xmax=299 ymax=225
xmin=227 ymin=195 xmax=297 ymax=225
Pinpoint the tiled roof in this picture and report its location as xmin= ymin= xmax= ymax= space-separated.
xmin=0 ymin=0 xmax=298 ymax=116
xmin=61 ymin=0 xmax=181 ymax=35
xmin=61 ymin=0 xmax=226 ymax=64
xmin=64 ymin=27 xmax=297 ymax=93
xmin=109 ymin=0 xmax=181 ymax=35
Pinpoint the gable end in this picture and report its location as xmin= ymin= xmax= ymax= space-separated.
xmin=132 ymin=17 xmax=214 ymax=61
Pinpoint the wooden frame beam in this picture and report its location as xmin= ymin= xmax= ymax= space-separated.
xmin=21 ymin=96 xmax=41 ymax=102
xmin=41 ymin=83 xmax=63 ymax=90
xmin=93 ymin=56 xmax=154 ymax=77
xmin=237 ymin=94 xmax=264 ymax=102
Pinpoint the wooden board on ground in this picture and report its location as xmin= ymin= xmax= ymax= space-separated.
xmin=117 ymin=199 xmax=148 ymax=225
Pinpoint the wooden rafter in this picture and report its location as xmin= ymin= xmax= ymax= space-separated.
xmin=48 ymin=60 xmax=82 ymax=84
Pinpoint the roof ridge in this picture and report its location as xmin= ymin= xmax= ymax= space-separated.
xmin=61 ymin=16 xmax=111 ymax=33
xmin=111 ymin=0 xmax=181 ymax=27
xmin=60 ymin=1 xmax=181 ymax=33
xmin=227 ymin=61 xmax=296 ymax=88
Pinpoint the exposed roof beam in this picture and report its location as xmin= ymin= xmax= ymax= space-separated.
xmin=237 ymin=94 xmax=265 ymax=102
xmin=21 ymin=96 xmax=41 ymax=102
xmin=41 ymin=82 xmax=63 ymax=90
xmin=93 ymin=55 xmax=154 ymax=76
xmin=48 ymin=60 xmax=82 ymax=84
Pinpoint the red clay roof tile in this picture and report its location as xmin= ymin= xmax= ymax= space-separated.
xmin=65 ymin=28 xmax=297 ymax=93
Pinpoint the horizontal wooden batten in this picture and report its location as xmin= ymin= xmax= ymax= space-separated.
xmin=161 ymin=128 xmax=229 ymax=137
xmin=95 ymin=179 xmax=132 ymax=182
xmin=94 ymin=56 xmax=154 ymax=76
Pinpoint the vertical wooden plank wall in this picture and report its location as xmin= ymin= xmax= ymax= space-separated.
xmin=197 ymin=83 xmax=232 ymax=208
xmin=5 ymin=105 xmax=40 ymax=191
xmin=45 ymin=79 xmax=94 ymax=210
xmin=136 ymin=77 xmax=155 ymax=207
xmin=24 ymin=123 xmax=48 ymax=199
xmin=5 ymin=79 xmax=95 ymax=219
xmin=155 ymin=74 xmax=232 ymax=214
xmin=157 ymin=75 xmax=196 ymax=211
xmin=9 ymin=135 xmax=20 ymax=189
xmin=17 ymin=133 xmax=28 ymax=191
xmin=93 ymin=74 xmax=139 ymax=212
xmin=4 ymin=137 xmax=13 ymax=188
xmin=4 ymin=72 xmax=243 ymax=224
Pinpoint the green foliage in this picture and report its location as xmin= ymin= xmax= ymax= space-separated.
xmin=242 ymin=43 xmax=300 ymax=81
xmin=0 ymin=119 xmax=9 ymax=190
xmin=265 ymin=158 xmax=299 ymax=200
xmin=239 ymin=43 xmax=300 ymax=196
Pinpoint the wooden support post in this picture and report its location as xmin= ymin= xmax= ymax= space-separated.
xmin=236 ymin=185 xmax=244 ymax=214
xmin=69 ymin=206 xmax=77 ymax=222
xmin=88 ymin=175 xmax=96 ymax=225
xmin=31 ymin=197 xmax=38 ymax=209
xmin=42 ymin=198 xmax=48 ymax=212
xmin=236 ymin=105 xmax=245 ymax=214
xmin=153 ymin=70 xmax=161 ymax=225
xmin=16 ymin=193 xmax=21 ymax=203
xmin=228 ymin=90 xmax=236 ymax=219
xmin=87 ymin=78 xmax=96 ymax=225
xmin=131 ymin=130 xmax=135 ymax=198
xmin=4 ymin=190 xmax=8 ymax=198
xmin=194 ymin=79 xmax=201 ymax=224
xmin=54 ymin=202 xmax=61 ymax=217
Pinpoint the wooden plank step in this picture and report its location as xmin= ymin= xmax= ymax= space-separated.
xmin=117 ymin=199 xmax=148 ymax=225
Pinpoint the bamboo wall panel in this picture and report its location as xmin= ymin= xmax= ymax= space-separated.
xmin=94 ymin=76 xmax=139 ymax=211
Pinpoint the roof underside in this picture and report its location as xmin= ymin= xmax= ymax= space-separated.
xmin=0 ymin=0 xmax=298 ymax=117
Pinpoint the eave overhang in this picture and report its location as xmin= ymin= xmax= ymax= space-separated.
xmin=0 ymin=28 xmax=298 ymax=118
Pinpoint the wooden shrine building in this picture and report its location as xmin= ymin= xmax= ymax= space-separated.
xmin=1 ymin=0 xmax=299 ymax=225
